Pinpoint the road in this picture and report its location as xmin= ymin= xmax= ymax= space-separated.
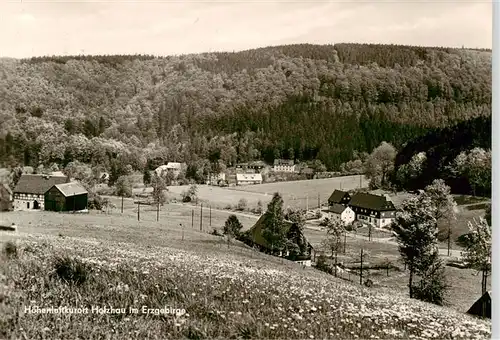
xmin=304 ymin=224 xmax=463 ymax=259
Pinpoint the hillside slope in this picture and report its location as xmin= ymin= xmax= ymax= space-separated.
xmin=0 ymin=43 xmax=491 ymax=170
xmin=1 ymin=231 xmax=491 ymax=339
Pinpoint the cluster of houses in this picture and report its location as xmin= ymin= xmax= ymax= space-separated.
xmin=0 ymin=174 xmax=89 ymax=213
xmin=324 ymin=190 xmax=396 ymax=228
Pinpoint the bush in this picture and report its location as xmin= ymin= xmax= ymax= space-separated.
xmin=315 ymin=254 xmax=333 ymax=274
xmin=236 ymin=198 xmax=248 ymax=211
xmin=53 ymin=256 xmax=92 ymax=286
xmin=210 ymin=228 xmax=222 ymax=236
xmin=2 ymin=241 xmax=17 ymax=259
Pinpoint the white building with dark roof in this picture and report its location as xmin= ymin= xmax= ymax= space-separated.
xmin=13 ymin=174 xmax=68 ymax=211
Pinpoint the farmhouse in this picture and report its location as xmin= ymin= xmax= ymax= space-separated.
xmin=325 ymin=203 xmax=356 ymax=227
xmin=273 ymin=159 xmax=296 ymax=173
xmin=246 ymin=214 xmax=314 ymax=262
xmin=44 ymin=182 xmax=89 ymax=212
xmin=235 ymin=161 xmax=266 ymax=173
xmin=327 ymin=189 xmax=351 ymax=206
xmin=0 ymin=183 xmax=13 ymax=211
xmin=13 ymin=174 xmax=68 ymax=211
xmin=236 ymin=173 xmax=262 ymax=186
xmin=347 ymin=192 xmax=396 ymax=228
xmin=155 ymin=162 xmax=184 ymax=178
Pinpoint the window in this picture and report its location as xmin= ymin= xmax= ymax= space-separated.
xmin=27 ymin=202 xmax=30 ymax=209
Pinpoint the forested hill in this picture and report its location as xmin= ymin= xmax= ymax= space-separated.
xmin=0 ymin=43 xmax=492 ymax=171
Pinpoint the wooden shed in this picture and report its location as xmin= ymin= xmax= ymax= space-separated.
xmin=44 ymin=182 xmax=88 ymax=212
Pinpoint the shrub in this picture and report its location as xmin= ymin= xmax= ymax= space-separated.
xmin=236 ymin=198 xmax=248 ymax=211
xmin=315 ymin=254 xmax=332 ymax=274
xmin=2 ymin=241 xmax=17 ymax=259
xmin=53 ymin=256 xmax=92 ymax=286
xmin=210 ymin=228 xmax=222 ymax=236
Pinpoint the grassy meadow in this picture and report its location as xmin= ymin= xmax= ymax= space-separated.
xmin=1 ymin=226 xmax=491 ymax=340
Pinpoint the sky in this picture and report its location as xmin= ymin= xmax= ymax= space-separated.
xmin=0 ymin=0 xmax=492 ymax=58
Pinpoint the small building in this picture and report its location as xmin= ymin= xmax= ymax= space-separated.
xmin=155 ymin=162 xmax=184 ymax=178
xmin=235 ymin=161 xmax=266 ymax=173
xmin=13 ymin=174 xmax=68 ymax=211
xmin=348 ymin=192 xmax=396 ymax=228
xmin=325 ymin=203 xmax=356 ymax=227
xmin=0 ymin=183 xmax=13 ymax=211
xmin=273 ymin=159 xmax=296 ymax=173
xmin=467 ymin=291 xmax=491 ymax=319
xmin=44 ymin=182 xmax=88 ymax=212
xmin=236 ymin=173 xmax=263 ymax=186
xmin=246 ymin=214 xmax=314 ymax=260
xmin=327 ymin=190 xmax=351 ymax=206
xmin=207 ymin=172 xmax=226 ymax=185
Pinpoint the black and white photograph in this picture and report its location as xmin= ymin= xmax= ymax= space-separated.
xmin=0 ymin=0 xmax=494 ymax=338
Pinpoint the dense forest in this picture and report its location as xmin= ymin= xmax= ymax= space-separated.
xmin=0 ymin=43 xmax=492 ymax=173
xmin=392 ymin=115 xmax=491 ymax=196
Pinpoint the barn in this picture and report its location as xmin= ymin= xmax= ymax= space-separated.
xmin=44 ymin=182 xmax=88 ymax=212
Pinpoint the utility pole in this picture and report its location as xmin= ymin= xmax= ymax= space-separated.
xmin=200 ymin=203 xmax=203 ymax=231
xmin=360 ymin=248 xmax=364 ymax=285
xmin=306 ymin=195 xmax=309 ymax=211
xmin=181 ymin=223 xmax=184 ymax=241
xmin=156 ymin=201 xmax=159 ymax=222
xmin=121 ymin=195 xmax=124 ymax=213
xmin=73 ymin=192 xmax=76 ymax=213
xmin=191 ymin=209 xmax=194 ymax=228
xmin=209 ymin=205 xmax=212 ymax=226
xmin=137 ymin=202 xmax=140 ymax=221
xmin=344 ymin=231 xmax=347 ymax=254
xmin=447 ymin=221 xmax=451 ymax=256
xmin=359 ymin=175 xmax=362 ymax=188
xmin=317 ymin=193 xmax=320 ymax=209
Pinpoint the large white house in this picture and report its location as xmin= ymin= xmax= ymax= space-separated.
xmin=273 ymin=159 xmax=296 ymax=173
xmin=13 ymin=174 xmax=68 ymax=211
xmin=236 ymin=173 xmax=263 ymax=186
xmin=326 ymin=203 xmax=356 ymax=226
xmin=347 ymin=192 xmax=396 ymax=228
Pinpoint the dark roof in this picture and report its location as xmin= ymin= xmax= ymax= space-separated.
xmin=328 ymin=203 xmax=347 ymax=214
xmin=348 ymin=192 xmax=395 ymax=211
xmin=51 ymin=182 xmax=88 ymax=197
xmin=249 ymin=214 xmax=312 ymax=250
xmin=328 ymin=190 xmax=350 ymax=204
xmin=467 ymin=291 xmax=491 ymax=318
xmin=13 ymin=174 xmax=68 ymax=195
xmin=274 ymin=159 xmax=294 ymax=166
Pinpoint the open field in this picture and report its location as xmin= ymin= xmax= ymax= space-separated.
xmin=1 ymin=222 xmax=491 ymax=339
xmin=0 ymin=195 xmax=489 ymax=317
xmin=132 ymin=175 xmax=369 ymax=211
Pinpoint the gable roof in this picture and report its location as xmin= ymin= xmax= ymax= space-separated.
xmin=348 ymin=192 xmax=395 ymax=211
xmin=249 ymin=214 xmax=312 ymax=251
xmin=13 ymin=174 xmax=68 ymax=195
xmin=51 ymin=182 xmax=88 ymax=197
xmin=328 ymin=190 xmax=350 ymax=204
xmin=236 ymin=173 xmax=262 ymax=181
xmin=166 ymin=162 xmax=182 ymax=169
xmin=274 ymin=159 xmax=294 ymax=166
xmin=467 ymin=291 xmax=491 ymax=318
xmin=328 ymin=203 xmax=348 ymax=214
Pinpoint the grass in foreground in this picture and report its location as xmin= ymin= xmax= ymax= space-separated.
xmin=1 ymin=233 xmax=491 ymax=340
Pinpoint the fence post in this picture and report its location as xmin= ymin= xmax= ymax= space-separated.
xmin=137 ymin=202 xmax=140 ymax=221
xmin=121 ymin=195 xmax=124 ymax=213
xmin=209 ymin=205 xmax=212 ymax=226
xmin=157 ymin=201 xmax=159 ymax=222
xmin=192 ymin=209 xmax=194 ymax=228
xmin=200 ymin=204 xmax=203 ymax=231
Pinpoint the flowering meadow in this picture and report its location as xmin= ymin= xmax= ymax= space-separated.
xmin=1 ymin=232 xmax=491 ymax=339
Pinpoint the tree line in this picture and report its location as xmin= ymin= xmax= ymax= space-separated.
xmin=0 ymin=43 xmax=491 ymax=174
